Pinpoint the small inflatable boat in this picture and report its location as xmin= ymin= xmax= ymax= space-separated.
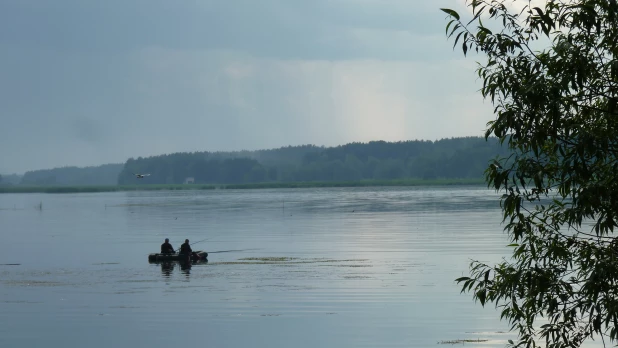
xmin=148 ymin=251 xmax=208 ymax=262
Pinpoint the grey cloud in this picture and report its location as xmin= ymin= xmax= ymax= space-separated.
xmin=0 ymin=0 xmax=458 ymax=60
xmin=0 ymin=0 xmax=489 ymax=174
xmin=72 ymin=117 xmax=106 ymax=144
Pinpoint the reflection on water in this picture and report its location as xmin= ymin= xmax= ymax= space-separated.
xmin=156 ymin=260 xmax=209 ymax=278
xmin=0 ymin=187 xmax=605 ymax=348
xmin=180 ymin=262 xmax=191 ymax=276
xmin=160 ymin=262 xmax=174 ymax=277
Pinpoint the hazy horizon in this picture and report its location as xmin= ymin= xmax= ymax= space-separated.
xmin=4 ymin=135 xmax=488 ymax=175
xmin=0 ymin=0 xmax=495 ymax=174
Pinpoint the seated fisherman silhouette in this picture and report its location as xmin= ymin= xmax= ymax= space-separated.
xmin=179 ymin=239 xmax=196 ymax=261
xmin=161 ymin=238 xmax=175 ymax=254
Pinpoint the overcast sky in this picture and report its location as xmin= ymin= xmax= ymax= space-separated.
xmin=0 ymin=0 xmax=497 ymax=174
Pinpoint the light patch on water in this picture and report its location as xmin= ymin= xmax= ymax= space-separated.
xmin=1 ymin=300 xmax=42 ymax=304
xmin=3 ymin=280 xmax=66 ymax=287
xmin=239 ymin=257 xmax=298 ymax=262
xmin=92 ymin=262 xmax=120 ymax=265
xmin=209 ymin=257 xmax=369 ymax=265
xmin=438 ymin=338 xmax=489 ymax=344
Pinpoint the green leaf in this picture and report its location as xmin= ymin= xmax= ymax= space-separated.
xmin=476 ymin=289 xmax=487 ymax=306
xmin=533 ymin=7 xmax=544 ymax=17
xmin=453 ymin=32 xmax=464 ymax=48
xmin=478 ymin=26 xmax=493 ymax=35
xmin=445 ymin=20 xmax=455 ymax=36
xmin=440 ymin=8 xmax=460 ymax=21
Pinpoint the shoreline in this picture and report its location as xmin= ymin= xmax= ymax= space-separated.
xmin=0 ymin=178 xmax=487 ymax=194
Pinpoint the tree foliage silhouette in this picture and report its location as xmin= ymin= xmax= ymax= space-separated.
xmin=443 ymin=0 xmax=618 ymax=346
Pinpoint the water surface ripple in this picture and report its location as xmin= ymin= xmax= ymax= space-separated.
xmin=0 ymin=186 xmax=596 ymax=347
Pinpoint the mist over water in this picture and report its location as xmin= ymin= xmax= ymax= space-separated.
xmin=0 ymin=186 xmax=603 ymax=347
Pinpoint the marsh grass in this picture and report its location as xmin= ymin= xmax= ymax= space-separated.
xmin=0 ymin=178 xmax=484 ymax=194
xmin=223 ymin=178 xmax=484 ymax=189
xmin=0 ymin=184 xmax=216 ymax=194
xmin=438 ymin=339 xmax=489 ymax=344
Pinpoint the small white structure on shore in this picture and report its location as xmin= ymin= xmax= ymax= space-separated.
xmin=184 ymin=177 xmax=195 ymax=184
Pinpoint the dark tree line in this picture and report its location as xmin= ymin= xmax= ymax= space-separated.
xmin=118 ymin=137 xmax=510 ymax=185
xmin=13 ymin=137 xmax=510 ymax=186
xmin=20 ymin=164 xmax=124 ymax=186
xmin=118 ymin=155 xmax=271 ymax=185
xmin=0 ymin=174 xmax=22 ymax=185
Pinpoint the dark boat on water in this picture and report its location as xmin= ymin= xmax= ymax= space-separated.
xmin=148 ymin=251 xmax=208 ymax=262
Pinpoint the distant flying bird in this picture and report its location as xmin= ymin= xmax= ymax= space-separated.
xmin=133 ymin=173 xmax=151 ymax=179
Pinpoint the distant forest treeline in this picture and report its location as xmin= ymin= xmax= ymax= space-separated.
xmin=19 ymin=164 xmax=124 ymax=186
xmin=5 ymin=137 xmax=510 ymax=187
xmin=118 ymin=137 xmax=510 ymax=185
xmin=0 ymin=173 xmax=22 ymax=185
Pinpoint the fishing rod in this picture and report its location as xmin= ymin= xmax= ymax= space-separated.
xmin=207 ymin=248 xmax=260 ymax=254
xmin=163 ymin=234 xmax=223 ymax=255
xmin=189 ymin=233 xmax=223 ymax=246
xmin=171 ymin=234 xmax=223 ymax=250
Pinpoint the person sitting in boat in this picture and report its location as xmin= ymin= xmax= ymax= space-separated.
xmin=179 ymin=239 xmax=192 ymax=257
xmin=161 ymin=238 xmax=175 ymax=254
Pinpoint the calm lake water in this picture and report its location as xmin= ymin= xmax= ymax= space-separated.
xmin=0 ymin=186 xmax=600 ymax=347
